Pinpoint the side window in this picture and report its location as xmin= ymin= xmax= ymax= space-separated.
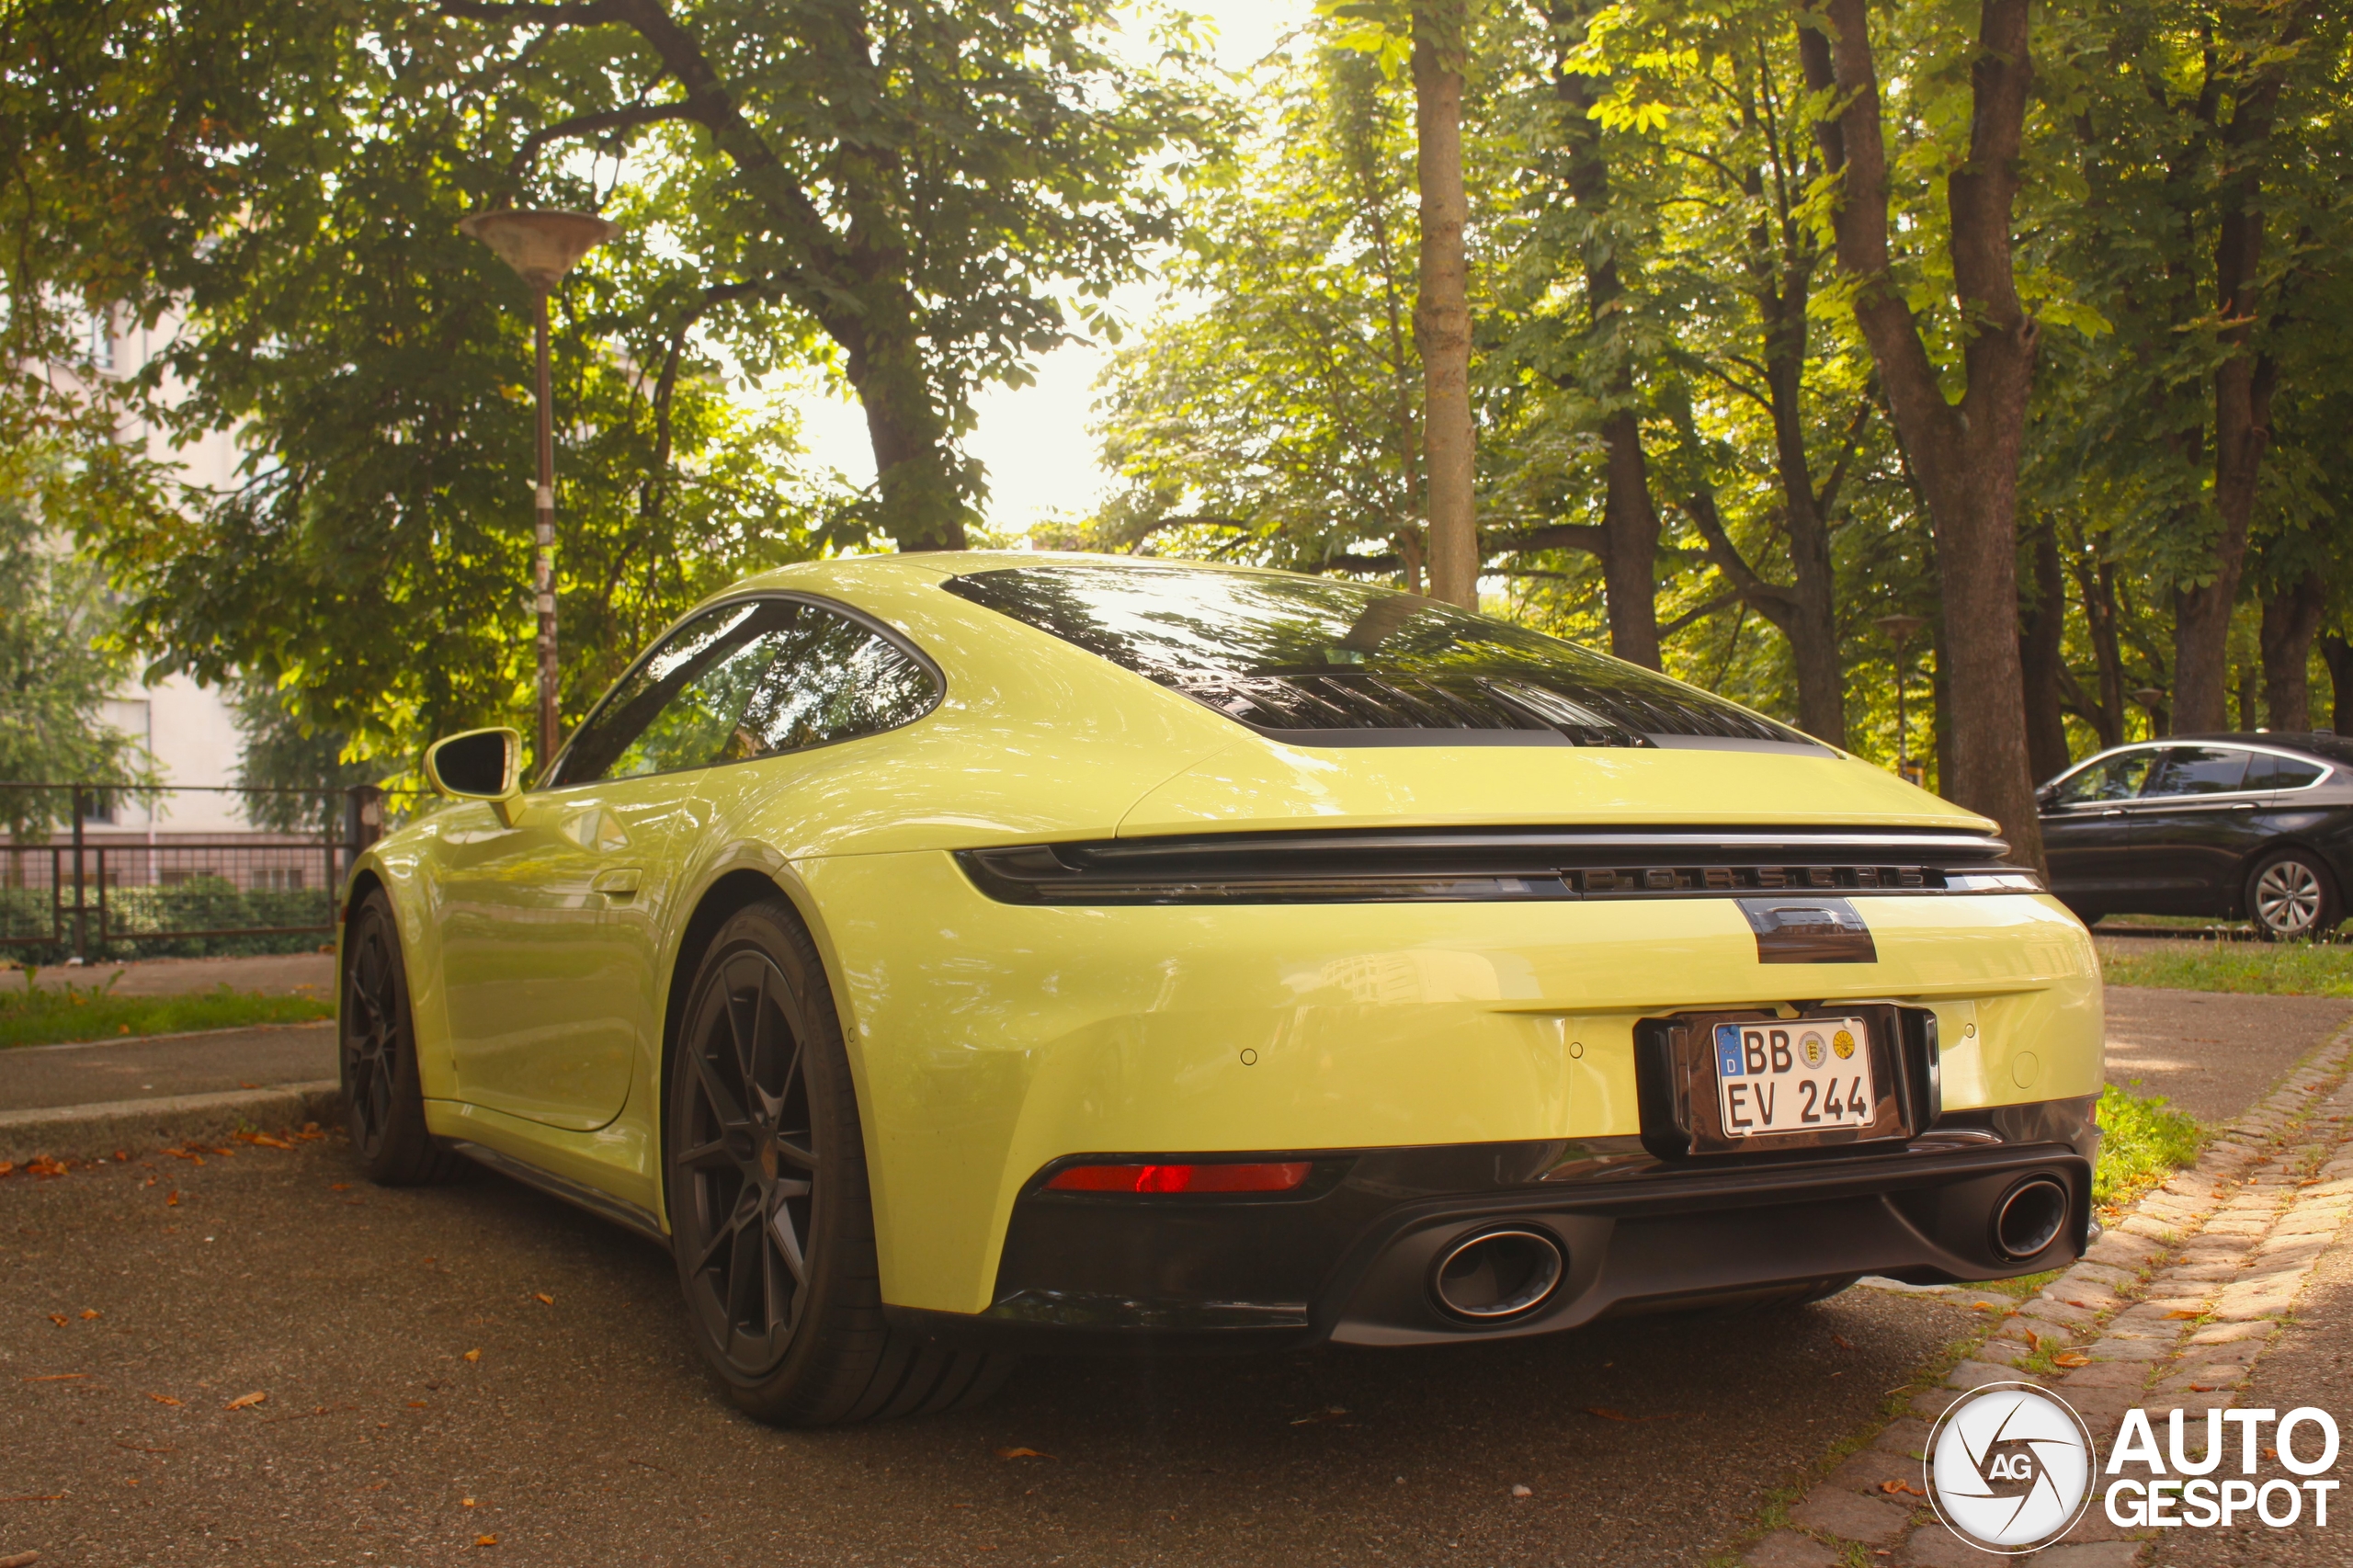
xmin=2248 ymin=753 xmax=2327 ymax=791
xmin=2142 ymin=745 xmax=2249 ymax=798
xmin=555 ymin=598 xmax=937 ymax=787
xmin=2053 ymin=751 xmax=2154 ymax=805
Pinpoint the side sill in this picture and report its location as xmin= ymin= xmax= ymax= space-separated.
xmin=445 ymin=1138 xmax=670 ymax=1250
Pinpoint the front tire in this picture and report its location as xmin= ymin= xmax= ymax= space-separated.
xmin=2247 ymin=850 xmax=2340 ymax=941
xmin=341 ymin=890 xmax=463 ymax=1186
xmin=665 ymin=897 xmax=1012 ymax=1426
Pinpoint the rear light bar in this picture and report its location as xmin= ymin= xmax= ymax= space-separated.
xmin=1045 ymin=1161 xmax=1313 ymax=1195
xmin=960 ymin=828 xmax=2037 ymax=906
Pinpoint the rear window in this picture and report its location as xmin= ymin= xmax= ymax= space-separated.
xmin=941 ymin=561 xmax=1811 ymax=748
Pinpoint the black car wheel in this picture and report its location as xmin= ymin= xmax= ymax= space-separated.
xmin=341 ymin=890 xmax=463 ymax=1185
xmin=665 ymin=896 xmax=1013 ymax=1426
xmin=2247 ymin=850 xmax=2340 ymax=941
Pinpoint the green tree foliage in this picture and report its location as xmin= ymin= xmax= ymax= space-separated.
xmin=0 ymin=483 xmax=143 ymax=835
xmin=0 ymin=0 xmax=1223 ymax=772
xmin=1097 ymin=1 xmax=2353 ymax=807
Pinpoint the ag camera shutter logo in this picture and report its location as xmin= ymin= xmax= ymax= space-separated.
xmin=1925 ymin=1382 xmax=2097 ymax=1552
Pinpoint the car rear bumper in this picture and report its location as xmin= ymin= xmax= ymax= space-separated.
xmin=883 ymin=1095 xmax=2097 ymax=1354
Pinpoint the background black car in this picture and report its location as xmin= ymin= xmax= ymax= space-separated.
xmin=2037 ymin=733 xmax=2353 ymax=938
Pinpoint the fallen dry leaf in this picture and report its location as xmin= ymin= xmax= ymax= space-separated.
xmin=236 ymin=1131 xmax=293 ymax=1151
xmin=147 ymin=1393 xmax=182 ymax=1406
xmin=1831 ymin=1334 xmax=1853 ymax=1351
xmin=463 ymin=1350 xmax=482 ymax=1364
xmin=330 ymin=1183 xmax=350 ymax=1192
xmin=27 ymin=1155 xmax=67 ymax=1178
xmin=995 ymin=1447 xmax=1051 ymax=1460
xmin=22 ymin=1373 xmax=88 ymax=1381
xmin=1510 ymin=1483 xmax=1532 ymax=1498
xmin=2025 ymin=1329 xmax=2043 ymax=1352
xmin=1587 ymin=1407 xmax=1631 ymax=1421
xmin=0 ymin=1494 xmax=67 ymax=1504
xmin=1881 ymin=1480 xmax=1927 ymax=1497
xmin=476 ymin=1535 xmax=498 ymax=1547
xmin=113 ymin=1150 xmax=128 ymax=1162
xmin=224 ymin=1392 xmax=267 ymax=1411
xmin=79 ymin=1309 xmax=100 ymax=1321
xmin=2052 ymin=1351 xmax=2091 ymax=1369
xmin=2165 ymin=1309 xmax=2203 ymax=1320
xmin=533 ymin=1293 xmax=553 ymax=1305
xmin=47 ymin=1313 xmax=66 ymax=1327
xmin=407 ymin=1401 xmax=428 ymax=1409
xmin=0 ymin=1161 xmax=14 ymax=1177
xmin=462 ymin=1497 xmax=477 ymax=1507
xmin=166 ymin=1191 xmax=179 ymax=1207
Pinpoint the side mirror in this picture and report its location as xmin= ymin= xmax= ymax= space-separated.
xmin=424 ymin=728 xmax=524 ymax=824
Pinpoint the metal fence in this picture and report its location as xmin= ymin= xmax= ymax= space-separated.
xmin=0 ymin=783 xmax=392 ymax=962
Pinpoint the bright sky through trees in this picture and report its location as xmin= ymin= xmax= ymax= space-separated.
xmin=793 ymin=1 xmax=1309 ymax=536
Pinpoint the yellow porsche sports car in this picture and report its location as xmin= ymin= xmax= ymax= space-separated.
xmin=342 ymin=552 xmax=2100 ymax=1426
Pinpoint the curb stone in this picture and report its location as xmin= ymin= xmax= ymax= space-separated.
xmin=0 ymin=1080 xmax=344 ymax=1164
xmin=1736 ymin=1020 xmax=2353 ymax=1567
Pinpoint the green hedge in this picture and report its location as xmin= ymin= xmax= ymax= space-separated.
xmin=0 ymin=875 xmax=333 ymax=962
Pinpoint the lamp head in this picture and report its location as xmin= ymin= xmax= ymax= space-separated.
xmin=460 ymin=210 xmax=619 ymax=290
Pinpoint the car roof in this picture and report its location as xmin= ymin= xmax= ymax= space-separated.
xmin=2165 ymin=732 xmax=2353 ymax=764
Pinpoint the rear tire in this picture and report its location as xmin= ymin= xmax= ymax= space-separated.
xmin=665 ymin=896 xmax=1014 ymax=1426
xmin=2247 ymin=850 xmax=2340 ymax=941
xmin=341 ymin=890 xmax=463 ymax=1186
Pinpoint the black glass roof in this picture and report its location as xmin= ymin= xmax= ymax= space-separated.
xmin=943 ymin=560 xmax=1815 ymax=749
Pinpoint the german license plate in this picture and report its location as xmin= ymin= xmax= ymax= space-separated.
xmin=1711 ymin=1017 xmax=1878 ymax=1139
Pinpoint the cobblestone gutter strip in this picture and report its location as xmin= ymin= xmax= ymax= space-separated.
xmin=0 ymin=1080 xmax=344 ymax=1165
xmin=1738 ymin=1023 xmax=2353 ymax=1568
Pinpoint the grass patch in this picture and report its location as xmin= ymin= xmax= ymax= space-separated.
xmin=2094 ymin=1081 xmax=2206 ymax=1210
xmin=2098 ymin=937 xmax=2353 ymax=996
xmin=0 ymin=973 xmax=334 ymax=1048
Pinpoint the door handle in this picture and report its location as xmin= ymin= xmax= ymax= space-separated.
xmin=2100 ymin=809 xmax=2126 ymax=817
xmin=2230 ymin=801 xmax=2256 ymax=811
xmin=592 ymin=868 xmax=643 ymax=898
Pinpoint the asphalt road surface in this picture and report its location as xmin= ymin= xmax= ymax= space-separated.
xmin=2 ymin=1138 xmax=1972 ymax=1568
xmin=2101 ymin=986 xmax=2353 ymax=1124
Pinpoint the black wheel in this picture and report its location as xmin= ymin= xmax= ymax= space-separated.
xmin=341 ymin=890 xmax=463 ymax=1185
xmin=665 ymin=897 xmax=1013 ymax=1426
xmin=2247 ymin=850 xmax=2340 ymax=941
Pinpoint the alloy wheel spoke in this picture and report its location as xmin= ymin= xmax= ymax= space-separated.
xmin=725 ymin=1211 xmax=766 ymax=1332
xmin=691 ymin=1046 xmax=750 ymax=1135
xmin=768 ymin=1193 xmax=808 ymax=1285
xmin=773 ymin=1132 xmax=817 ymax=1172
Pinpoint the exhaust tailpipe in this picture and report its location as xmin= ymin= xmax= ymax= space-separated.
xmin=1430 ymin=1227 xmax=1565 ymax=1323
xmin=1992 ymin=1176 xmax=2070 ymax=1261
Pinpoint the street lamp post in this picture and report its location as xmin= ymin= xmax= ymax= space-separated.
xmin=1875 ymin=613 xmax=1930 ymax=787
xmin=459 ymin=209 xmax=619 ymax=772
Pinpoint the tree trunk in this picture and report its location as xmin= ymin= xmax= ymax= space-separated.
xmin=1759 ymin=279 xmax=1846 ymax=742
xmin=1806 ymin=0 xmax=2043 ymax=868
xmin=1413 ymin=1 xmax=1477 ymax=609
xmin=2018 ymin=518 xmax=2071 ymax=782
xmin=1551 ymin=3 xmax=1661 ymax=667
xmin=847 ymin=328 xmax=968 ymax=551
xmin=2064 ymin=536 xmax=2125 ymax=750
xmin=2323 ymin=634 xmax=2353 ymax=733
xmin=2165 ymin=18 xmax=2300 ymax=730
xmin=2260 ymin=574 xmax=2325 ymax=732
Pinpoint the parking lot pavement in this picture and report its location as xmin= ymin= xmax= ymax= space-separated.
xmin=0 ymin=1138 xmax=1974 ymax=1568
xmin=2104 ymin=985 xmax=2353 ymax=1124
xmin=0 ymin=1023 xmax=335 ymax=1111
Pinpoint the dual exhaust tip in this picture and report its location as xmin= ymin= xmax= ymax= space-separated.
xmin=1430 ymin=1227 xmax=1565 ymax=1323
xmin=1993 ymin=1176 xmax=2071 ymax=1261
xmin=1428 ymin=1175 xmax=2070 ymax=1324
